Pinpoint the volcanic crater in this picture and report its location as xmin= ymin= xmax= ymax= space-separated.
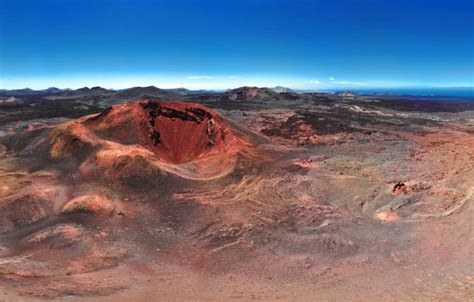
xmin=50 ymin=100 xmax=251 ymax=180
xmin=87 ymin=100 xmax=243 ymax=163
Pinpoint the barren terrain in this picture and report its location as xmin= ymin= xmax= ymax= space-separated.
xmin=0 ymin=87 xmax=472 ymax=301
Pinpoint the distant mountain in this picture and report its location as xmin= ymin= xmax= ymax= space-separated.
xmin=116 ymin=86 xmax=179 ymax=98
xmin=42 ymin=87 xmax=62 ymax=94
xmin=0 ymin=86 xmax=198 ymax=99
xmin=75 ymin=87 xmax=92 ymax=94
xmin=218 ymin=86 xmax=281 ymax=102
xmin=165 ymin=88 xmax=190 ymax=95
xmin=271 ymin=86 xmax=294 ymax=93
xmin=0 ymin=88 xmax=37 ymax=97
xmin=0 ymin=85 xmax=303 ymax=103
xmin=91 ymin=86 xmax=113 ymax=93
xmin=218 ymin=86 xmax=304 ymax=102
xmin=0 ymin=87 xmax=67 ymax=97
xmin=61 ymin=86 xmax=114 ymax=97
xmin=165 ymin=88 xmax=218 ymax=96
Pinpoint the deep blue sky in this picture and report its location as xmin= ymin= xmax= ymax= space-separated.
xmin=0 ymin=0 xmax=473 ymax=89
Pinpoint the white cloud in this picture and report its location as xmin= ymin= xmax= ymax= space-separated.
xmin=309 ymin=80 xmax=320 ymax=84
xmin=334 ymin=81 xmax=368 ymax=86
xmin=228 ymin=76 xmax=240 ymax=79
xmin=186 ymin=75 xmax=215 ymax=80
xmin=329 ymin=77 xmax=335 ymax=81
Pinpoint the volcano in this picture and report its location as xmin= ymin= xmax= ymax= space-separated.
xmin=87 ymin=100 xmax=242 ymax=163
xmin=49 ymin=100 xmax=250 ymax=180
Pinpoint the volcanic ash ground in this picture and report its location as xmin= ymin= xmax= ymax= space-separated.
xmin=0 ymin=98 xmax=473 ymax=301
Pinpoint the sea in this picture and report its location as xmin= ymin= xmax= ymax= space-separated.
xmin=345 ymin=87 xmax=474 ymax=101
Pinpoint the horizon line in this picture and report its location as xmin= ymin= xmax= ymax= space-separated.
xmin=1 ymin=84 xmax=473 ymax=91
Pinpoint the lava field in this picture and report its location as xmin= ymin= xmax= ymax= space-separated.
xmin=0 ymin=88 xmax=472 ymax=301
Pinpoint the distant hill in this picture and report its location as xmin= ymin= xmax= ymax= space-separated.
xmin=0 ymin=88 xmax=37 ymax=97
xmin=165 ymin=88 xmax=218 ymax=95
xmin=43 ymin=87 xmax=62 ymax=94
xmin=219 ymin=86 xmax=282 ymax=102
xmin=0 ymin=85 xmax=304 ymax=102
xmin=64 ymin=86 xmax=114 ymax=96
xmin=271 ymin=86 xmax=294 ymax=93
xmin=115 ymin=86 xmax=180 ymax=99
xmin=217 ymin=86 xmax=305 ymax=102
xmin=0 ymin=86 xmax=116 ymax=98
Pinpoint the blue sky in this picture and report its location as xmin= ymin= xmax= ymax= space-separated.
xmin=0 ymin=0 xmax=473 ymax=89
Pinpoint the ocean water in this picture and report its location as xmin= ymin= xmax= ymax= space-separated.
xmin=348 ymin=87 xmax=474 ymax=100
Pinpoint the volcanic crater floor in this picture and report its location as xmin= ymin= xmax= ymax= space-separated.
xmin=0 ymin=97 xmax=473 ymax=301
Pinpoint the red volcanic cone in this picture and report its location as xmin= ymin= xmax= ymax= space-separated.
xmin=86 ymin=100 xmax=244 ymax=164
